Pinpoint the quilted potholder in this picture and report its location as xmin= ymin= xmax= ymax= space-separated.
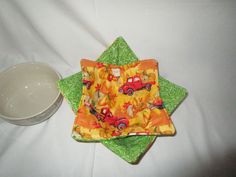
xmin=58 ymin=37 xmax=187 ymax=163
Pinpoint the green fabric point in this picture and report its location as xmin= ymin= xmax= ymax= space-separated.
xmin=57 ymin=37 xmax=187 ymax=163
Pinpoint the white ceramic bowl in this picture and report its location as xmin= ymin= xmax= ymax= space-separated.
xmin=0 ymin=62 xmax=63 ymax=125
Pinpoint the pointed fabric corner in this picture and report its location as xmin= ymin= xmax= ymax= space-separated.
xmin=57 ymin=37 xmax=187 ymax=163
xmin=97 ymin=36 xmax=138 ymax=66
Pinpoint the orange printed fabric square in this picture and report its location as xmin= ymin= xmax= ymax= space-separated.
xmin=72 ymin=59 xmax=175 ymax=140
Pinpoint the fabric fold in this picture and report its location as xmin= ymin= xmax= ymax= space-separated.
xmin=73 ymin=59 xmax=175 ymax=141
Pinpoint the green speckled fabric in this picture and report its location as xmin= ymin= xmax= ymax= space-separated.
xmin=58 ymin=37 xmax=187 ymax=163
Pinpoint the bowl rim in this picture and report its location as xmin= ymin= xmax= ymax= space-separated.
xmin=0 ymin=61 xmax=62 ymax=120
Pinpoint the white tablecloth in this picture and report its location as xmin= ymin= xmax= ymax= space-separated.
xmin=0 ymin=0 xmax=236 ymax=176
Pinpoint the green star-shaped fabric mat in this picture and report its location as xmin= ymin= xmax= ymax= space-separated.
xmin=57 ymin=37 xmax=187 ymax=163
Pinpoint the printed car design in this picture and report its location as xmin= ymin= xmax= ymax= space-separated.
xmin=119 ymin=76 xmax=155 ymax=95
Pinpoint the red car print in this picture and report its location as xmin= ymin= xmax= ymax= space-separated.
xmin=84 ymin=102 xmax=129 ymax=130
xmin=82 ymin=79 xmax=94 ymax=89
xmin=119 ymin=76 xmax=155 ymax=96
